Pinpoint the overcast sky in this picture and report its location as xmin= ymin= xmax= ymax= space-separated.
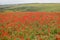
xmin=0 ymin=0 xmax=60 ymax=5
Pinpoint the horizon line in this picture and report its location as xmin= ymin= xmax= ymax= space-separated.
xmin=0 ymin=2 xmax=60 ymax=5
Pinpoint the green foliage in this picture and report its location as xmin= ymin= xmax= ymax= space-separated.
xmin=0 ymin=23 xmax=3 ymax=26
xmin=0 ymin=38 xmax=2 ymax=40
xmin=16 ymin=38 xmax=20 ymax=40
xmin=19 ymin=31 xmax=23 ymax=36
xmin=0 ymin=32 xmax=2 ymax=35
xmin=50 ymin=28 xmax=58 ymax=34
xmin=48 ymin=35 xmax=56 ymax=40
xmin=10 ymin=37 xmax=14 ymax=40
xmin=2 ymin=36 xmax=8 ymax=40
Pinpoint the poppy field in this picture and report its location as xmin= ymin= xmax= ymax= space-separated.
xmin=0 ymin=12 xmax=60 ymax=40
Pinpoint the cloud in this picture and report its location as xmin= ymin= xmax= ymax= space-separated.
xmin=0 ymin=0 xmax=60 ymax=5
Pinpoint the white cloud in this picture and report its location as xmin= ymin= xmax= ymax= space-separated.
xmin=0 ymin=0 xmax=60 ymax=5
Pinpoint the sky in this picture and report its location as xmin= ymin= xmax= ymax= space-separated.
xmin=0 ymin=0 xmax=60 ymax=5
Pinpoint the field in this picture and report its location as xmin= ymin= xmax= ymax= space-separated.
xmin=0 ymin=12 xmax=60 ymax=40
xmin=0 ymin=3 xmax=60 ymax=12
xmin=0 ymin=3 xmax=60 ymax=40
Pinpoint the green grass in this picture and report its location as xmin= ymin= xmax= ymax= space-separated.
xmin=0 ymin=3 xmax=60 ymax=12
